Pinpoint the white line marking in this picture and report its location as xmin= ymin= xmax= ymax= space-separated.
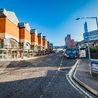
xmin=40 ymin=56 xmax=64 ymax=98
xmin=66 ymin=60 xmax=93 ymax=98
xmin=58 ymin=67 xmax=60 ymax=71
xmin=57 ymin=57 xmax=63 ymax=71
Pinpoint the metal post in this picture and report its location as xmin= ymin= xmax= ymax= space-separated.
xmin=87 ymin=42 xmax=91 ymax=60
xmin=76 ymin=17 xmax=98 ymax=30
xmin=95 ymin=17 xmax=98 ymax=29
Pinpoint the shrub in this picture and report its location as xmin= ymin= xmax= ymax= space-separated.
xmin=90 ymin=47 xmax=98 ymax=59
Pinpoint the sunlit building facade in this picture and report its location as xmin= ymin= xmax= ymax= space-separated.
xmin=30 ymin=29 xmax=38 ymax=52
xmin=43 ymin=36 xmax=48 ymax=50
xmin=18 ymin=22 xmax=31 ymax=50
xmin=38 ymin=33 xmax=43 ymax=51
xmin=0 ymin=8 xmax=19 ymax=49
xmin=0 ymin=8 xmax=51 ymax=60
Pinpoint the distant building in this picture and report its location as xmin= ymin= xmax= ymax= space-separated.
xmin=47 ymin=41 xmax=50 ymax=49
xmin=18 ymin=22 xmax=31 ymax=50
xmin=30 ymin=29 xmax=38 ymax=52
xmin=38 ymin=33 xmax=43 ymax=51
xmin=49 ymin=43 xmax=53 ymax=50
xmin=83 ymin=21 xmax=98 ymax=41
xmin=42 ymin=36 xmax=48 ymax=50
xmin=65 ymin=34 xmax=75 ymax=48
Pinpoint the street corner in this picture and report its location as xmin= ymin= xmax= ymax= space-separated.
xmin=73 ymin=59 xmax=98 ymax=97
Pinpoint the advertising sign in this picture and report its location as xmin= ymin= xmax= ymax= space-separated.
xmin=79 ymin=50 xmax=86 ymax=58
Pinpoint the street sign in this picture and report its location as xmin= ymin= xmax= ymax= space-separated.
xmin=79 ymin=49 xmax=86 ymax=58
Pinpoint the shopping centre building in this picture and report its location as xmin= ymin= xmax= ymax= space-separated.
xmin=83 ymin=22 xmax=98 ymax=47
xmin=0 ymin=8 xmax=49 ymax=60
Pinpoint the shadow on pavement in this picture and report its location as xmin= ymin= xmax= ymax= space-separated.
xmin=0 ymin=69 xmax=82 ymax=98
xmin=6 ymin=54 xmax=62 ymax=68
xmin=0 ymin=70 xmax=57 ymax=98
xmin=6 ymin=57 xmax=76 ymax=69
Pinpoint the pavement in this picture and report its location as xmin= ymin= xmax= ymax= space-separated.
xmin=73 ymin=59 xmax=98 ymax=97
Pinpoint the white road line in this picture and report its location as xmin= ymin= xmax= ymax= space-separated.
xmin=58 ymin=67 xmax=60 ymax=71
xmin=58 ymin=57 xmax=63 ymax=71
xmin=40 ymin=56 xmax=64 ymax=98
xmin=66 ymin=60 xmax=93 ymax=98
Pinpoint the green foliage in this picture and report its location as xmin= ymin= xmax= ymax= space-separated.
xmin=90 ymin=47 xmax=98 ymax=59
xmin=90 ymin=47 xmax=98 ymax=52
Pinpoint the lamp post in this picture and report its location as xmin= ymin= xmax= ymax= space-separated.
xmin=76 ymin=17 xmax=97 ymax=60
xmin=76 ymin=17 xmax=98 ymax=29
xmin=76 ymin=17 xmax=98 ymax=76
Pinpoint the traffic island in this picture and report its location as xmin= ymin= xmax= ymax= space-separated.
xmin=73 ymin=59 xmax=98 ymax=96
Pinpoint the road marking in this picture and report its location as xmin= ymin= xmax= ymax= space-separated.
xmin=58 ymin=57 xmax=63 ymax=71
xmin=58 ymin=67 xmax=60 ymax=71
xmin=40 ymin=56 xmax=64 ymax=98
xmin=40 ymin=95 xmax=43 ymax=98
xmin=58 ymin=67 xmax=72 ymax=72
xmin=66 ymin=60 xmax=93 ymax=98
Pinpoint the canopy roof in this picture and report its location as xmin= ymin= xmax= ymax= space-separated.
xmin=0 ymin=8 xmax=19 ymax=26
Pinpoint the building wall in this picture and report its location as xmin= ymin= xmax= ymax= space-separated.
xmin=0 ymin=17 xmax=5 ymax=33
xmin=5 ymin=18 xmax=19 ymax=42
xmin=45 ymin=40 xmax=47 ymax=49
xmin=35 ymin=35 xmax=38 ymax=45
xmin=83 ymin=30 xmax=98 ymax=41
xmin=19 ymin=27 xmax=25 ymax=40
xmin=0 ymin=16 xmax=19 ymax=42
xmin=25 ymin=29 xmax=31 ymax=44
xmin=31 ymin=33 xmax=38 ymax=45
xmin=0 ymin=17 xmax=6 ymax=38
xmin=65 ymin=34 xmax=75 ymax=48
xmin=43 ymin=39 xmax=45 ymax=48
xmin=19 ymin=27 xmax=31 ymax=44
xmin=38 ymin=37 xmax=43 ymax=46
xmin=43 ymin=39 xmax=47 ymax=49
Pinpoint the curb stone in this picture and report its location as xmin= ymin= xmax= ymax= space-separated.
xmin=73 ymin=60 xmax=98 ymax=96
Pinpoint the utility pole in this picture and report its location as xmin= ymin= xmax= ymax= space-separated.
xmin=76 ymin=17 xmax=98 ymax=30
xmin=75 ymin=17 xmax=98 ymax=60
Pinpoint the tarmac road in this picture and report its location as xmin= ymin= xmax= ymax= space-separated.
xmin=0 ymin=53 xmax=85 ymax=98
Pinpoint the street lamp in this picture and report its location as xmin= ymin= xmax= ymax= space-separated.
xmin=76 ymin=17 xmax=98 ymax=76
xmin=76 ymin=17 xmax=98 ymax=29
xmin=76 ymin=17 xmax=95 ymax=60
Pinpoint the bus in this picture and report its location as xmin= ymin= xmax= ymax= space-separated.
xmin=64 ymin=48 xmax=78 ymax=59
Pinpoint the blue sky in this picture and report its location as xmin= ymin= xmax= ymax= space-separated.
xmin=0 ymin=0 xmax=98 ymax=46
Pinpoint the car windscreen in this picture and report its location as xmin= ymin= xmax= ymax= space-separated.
xmin=66 ymin=49 xmax=76 ymax=54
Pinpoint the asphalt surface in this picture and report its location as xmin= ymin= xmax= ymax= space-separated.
xmin=0 ymin=53 xmax=85 ymax=98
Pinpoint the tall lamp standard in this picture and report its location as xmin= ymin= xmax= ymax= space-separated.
xmin=76 ymin=17 xmax=98 ymax=76
xmin=75 ymin=17 xmax=98 ymax=60
xmin=76 ymin=17 xmax=98 ymax=29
